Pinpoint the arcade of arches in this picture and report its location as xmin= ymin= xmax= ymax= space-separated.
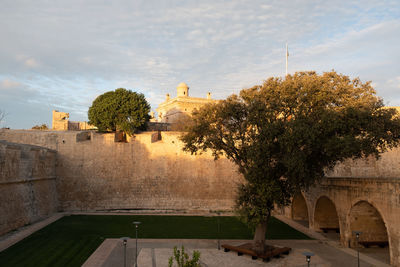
xmin=291 ymin=193 xmax=309 ymax=227
xmin=283 ymin=178 xmax=399 ymax=266
xmin=314 ymin=196 xmax=339 ymax=231
xmin=349 ymin=201 xmax=388 ymax=247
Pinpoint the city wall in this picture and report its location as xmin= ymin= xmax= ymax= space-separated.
xmin=0 ymin=130 xmax=242 ymax=213
xmin=0 ymin=140 xmax=58 ymax=236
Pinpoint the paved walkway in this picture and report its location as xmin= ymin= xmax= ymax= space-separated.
xmin=83 ymin=238 xmax=381 ymax=267
xmin=0 ymin=212 xmax=65 ymax=252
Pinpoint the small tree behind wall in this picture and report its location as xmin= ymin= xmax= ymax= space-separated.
xmin=88 ymin=88 xmax=150 ymax=135
xmin=180 ymin=71 xmax=400 ymax=252
xmin=32 ymin=124 xmax=49 ymax=130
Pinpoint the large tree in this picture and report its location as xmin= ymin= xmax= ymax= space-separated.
xmin=180 ymin=71 xmax=400 ymax=252
xmin=88 ymin=88 xmax=150 ymax=135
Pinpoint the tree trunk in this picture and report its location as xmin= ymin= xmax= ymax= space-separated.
xmin=253 ymin=217 xmax=270 ymax=254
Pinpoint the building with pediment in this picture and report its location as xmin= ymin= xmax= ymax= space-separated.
xmin=156 ymin=82 xmax=218 ymax=123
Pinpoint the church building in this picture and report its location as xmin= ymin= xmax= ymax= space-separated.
xmin=156 ymin=82 xmax=219 ymax=123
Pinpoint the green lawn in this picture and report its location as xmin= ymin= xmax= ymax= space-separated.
xmin=0 ymin=215 xmax=310 ymax=266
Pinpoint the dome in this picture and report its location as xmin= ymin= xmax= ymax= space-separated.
xmin=177 ymin=82 xmax=189 ymax=90
xmin=176 ymin=82 xmax=189 ymax=97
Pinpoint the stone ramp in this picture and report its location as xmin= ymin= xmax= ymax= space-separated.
xmin=82 ymin=239 xmax=117 ymax=267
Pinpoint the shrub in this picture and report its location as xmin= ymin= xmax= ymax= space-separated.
xmin=168 ymin=246 xmax=201 ymax=267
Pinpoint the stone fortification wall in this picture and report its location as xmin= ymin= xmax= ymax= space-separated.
xmin=0 ymin=129 xmax=242 ymax=213
xmin=52 ymin=110 xmax=95 ymax=131
xmin=0 ymin=140 xmax=58 ymax=235
xmin=327 ymin=147 xmax=400 ymax=179
xmin=0 ymin=130 xmax=59 ymax=150
xmin=2 ymin=128 xmax=400 ymax=215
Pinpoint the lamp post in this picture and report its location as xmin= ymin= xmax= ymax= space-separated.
xmin=120 ymin=237 xmax=129 ymax=267
xmin=217 ymin=212 xmax=221 ymax=250
xmin=302 ymin=251 xmax=314 ymax=267
xmin=353 ymin=231 xmax=362 ymax=267
xmin=133 ymin=222 xmax=141 ymax=267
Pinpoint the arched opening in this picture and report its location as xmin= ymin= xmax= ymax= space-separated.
xmin=291 ymin=192 xmax=309 ymax=227
xmin=349 ymin=201 xmax=390 ymax=264
xmin=314 ymin=196 xmax=340 ymax=239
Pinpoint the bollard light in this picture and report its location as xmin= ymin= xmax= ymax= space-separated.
xmin=302 ymin=251 xmax=314 ymax=267
xmin=353 ymin=231 xmax=362 ymax=267
xmin=120 ymin=237 xmax=130 ymax=267
xmin=133 ymin=222 xmax=141 ymax=267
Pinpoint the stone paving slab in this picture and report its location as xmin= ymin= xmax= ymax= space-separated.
xmin=138 ymin=248 xmax=153 ymax=267
xmin=82 ymin=239 xmax=117 ymax=267
xmin=162 ymin=248 xmax=328 ymax=267
xmin=84 ymin=239 xmax=380 ymax=267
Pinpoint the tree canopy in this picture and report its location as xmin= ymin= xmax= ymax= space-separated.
xmin=32 ymin=124 xmax=49 ymax=130
xmin=180 ymin=71 xmax=400 ymax=250
xmin=88 ymin=88 xmax=150 ymax=135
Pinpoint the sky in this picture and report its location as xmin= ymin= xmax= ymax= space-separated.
xmin=0 ymin=0 xmax=399 ymax=129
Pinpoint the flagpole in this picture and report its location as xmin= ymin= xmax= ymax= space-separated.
xmin=285 ymin=43 xmax=288 ymax=76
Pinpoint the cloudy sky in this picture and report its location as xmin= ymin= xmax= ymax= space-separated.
xmin=0 ymin=0 xmax=399 ymax=129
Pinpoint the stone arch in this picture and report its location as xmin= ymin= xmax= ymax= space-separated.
xmin=348 ymin=200 xmax=389 ymax=248
xmin=291 ymin=192 xmax=309 ymax=226
xmin=313 ymin=196 xmax=340 ymax=233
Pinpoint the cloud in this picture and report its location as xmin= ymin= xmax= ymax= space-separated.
xmin=16 ymin=55 xmax=40 ymax=68
xmin=24 ymin=58 xmax=39 ymax=68
xmin=1 ymin=79 xmax=20 ymax=88
xmin=387 ymin=77 xmax=400 ymax=89
xmin=0 ymin=0 xmax=400 ymax=128
xmin=286 ymin=19 xmax=400 ymax=104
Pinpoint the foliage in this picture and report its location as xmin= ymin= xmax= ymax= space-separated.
xmin=180 ymin=71 xmax=400 ymax=243
xmin=32 ymin=124 xmax=49 ymax=130
xmin=88 ymin=88 xmax=150 ymax=135
xmin=168 ymin=246 xmax=201 ymax=267
xmin=170 ymin=113 xmax=194 ymax=131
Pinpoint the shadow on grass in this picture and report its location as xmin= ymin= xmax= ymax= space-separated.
xmin=0 ymin=215 xmax=310 ymax=267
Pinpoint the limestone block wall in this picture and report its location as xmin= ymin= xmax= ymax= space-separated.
xmin=0 ymin=129 xmax=242 ymax=213
xmin=0 ymin=129 xmax=59 ymax=150
xmin=0 ymin=140 xmax=58 ymax=235
xmin=57 ymin=131 xmax=241 ymax=212
xmin=326 ymin=147 xmax=400 ymax=178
